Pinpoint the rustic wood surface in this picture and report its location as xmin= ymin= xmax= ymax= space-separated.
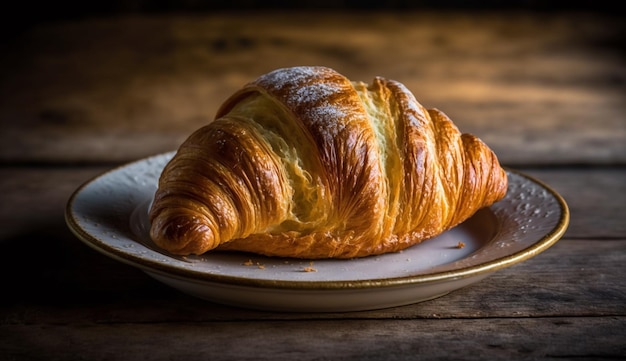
xmin=1 ymin=10 xmax=624 ymax=361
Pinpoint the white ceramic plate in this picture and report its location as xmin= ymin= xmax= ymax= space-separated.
xmin=66 ymin=152 xmax=569 ymax=312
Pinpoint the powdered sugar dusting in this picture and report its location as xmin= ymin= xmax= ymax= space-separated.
xmin=260 ymin=66 xmax=325 ymax=92
xmin=309 ymin=105 xmax=347 ymax=130
xmin=255 ymin=66 xmax=350 ymax=130
xmin=293 ymin=82 xmax=340 ymax=105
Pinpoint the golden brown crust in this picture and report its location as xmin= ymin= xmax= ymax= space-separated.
xmin=149 ymin=66 xmax=508 ymax=258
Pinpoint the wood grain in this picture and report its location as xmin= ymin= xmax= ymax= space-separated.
xmin=2 ymin=317 xmax=624 ymax=361
xmin=0 ymin=12 xmax=624 ymax=165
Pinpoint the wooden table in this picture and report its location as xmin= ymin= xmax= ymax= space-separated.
xmin=1 ymin=10 xmax=624 ymax=360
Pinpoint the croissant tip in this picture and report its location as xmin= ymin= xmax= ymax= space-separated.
xmin=150 ymin=215 xmax=216 ymax=256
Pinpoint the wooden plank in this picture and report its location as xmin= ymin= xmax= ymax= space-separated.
xmin=1 ymin=317 xmax=624 ymax=360
xmin=0 ymin=166 xmax=107 ymax=240
xmin=2 ymin=237 xmax=624 ymax=322
xmin=0 ymin=12 xmax=624 ymax=165
xmin=0 ymin=167 xmax=624 ymax=322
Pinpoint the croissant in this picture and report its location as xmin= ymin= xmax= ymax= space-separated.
xmin=149 ymin=66 xmax=508 ymax=259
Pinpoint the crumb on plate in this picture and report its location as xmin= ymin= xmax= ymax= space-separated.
xmin=302 ymin=261 xmax=317 ymax=272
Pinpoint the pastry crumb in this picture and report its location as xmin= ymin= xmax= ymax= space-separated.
xmin=456 ymin=241 xmax=466 ymax=249
xmin=242 ymin=259 xmax=265 ymax=269
xmin=302 ymin=261 xmax=317 ymax=272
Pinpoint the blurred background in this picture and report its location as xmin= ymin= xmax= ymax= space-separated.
xmin=0 ymin=0 xmax=624 ymax=166
xmin=3 ymin=1 xmax=622 ymax=42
